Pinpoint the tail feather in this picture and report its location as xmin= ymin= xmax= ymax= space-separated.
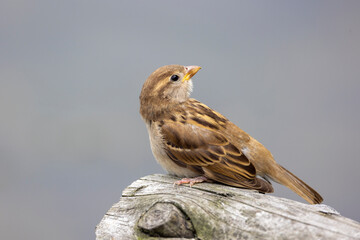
xmin=274 ymin=165 xmax=323 ymax=204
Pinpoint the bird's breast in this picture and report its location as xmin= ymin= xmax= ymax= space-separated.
xmin=145 ymin=120 xmax=198 ymax=178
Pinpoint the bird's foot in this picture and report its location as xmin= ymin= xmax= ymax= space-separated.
xmin=174 ymin=176 xmax=209 ymax=187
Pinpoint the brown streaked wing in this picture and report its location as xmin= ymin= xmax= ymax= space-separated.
xmin=203 ymin=163 xmax=274 ymax=193
xmin=221 ymin=157 xmax=255 ymax=179
xmin=160 ymin=120 xmax=257 ymax=185
xmin=161 ymin=121 xmax=224 ymax=166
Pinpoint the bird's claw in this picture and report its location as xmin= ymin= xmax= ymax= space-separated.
xmin=173 ymin=176 xmax=208 ymax=187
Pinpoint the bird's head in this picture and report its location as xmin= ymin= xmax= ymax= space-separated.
xmin=140 ymin=65 xmax=201 ymax=103
xmin=140 ymin=65 xmax=201 ymax=119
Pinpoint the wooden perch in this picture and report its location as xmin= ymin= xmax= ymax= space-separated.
xmin=96 ymin=174 xmax=360 ymax=240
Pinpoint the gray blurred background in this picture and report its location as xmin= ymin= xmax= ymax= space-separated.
xmin=1 ymin=1 xmax=359 ymax=239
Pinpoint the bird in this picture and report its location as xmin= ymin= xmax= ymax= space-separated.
xmin=139 ymin=64 xmax=323 ymax=204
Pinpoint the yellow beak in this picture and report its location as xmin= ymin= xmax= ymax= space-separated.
xmin=182 ymin=65 xmax=202 ymax=82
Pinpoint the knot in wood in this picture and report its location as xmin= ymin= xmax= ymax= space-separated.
xmin=137 ymin=202 xmax=195 ymax=238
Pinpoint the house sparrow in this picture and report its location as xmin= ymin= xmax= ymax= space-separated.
xmin=139 ymin=65 xmax=323 ymax=204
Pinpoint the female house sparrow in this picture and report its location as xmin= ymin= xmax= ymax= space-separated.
xmin=139 ymin=65 xmax=323 ymax=204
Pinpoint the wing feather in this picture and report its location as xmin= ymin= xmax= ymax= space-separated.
xmin=159 ymin=100 xmax=273 ymax=193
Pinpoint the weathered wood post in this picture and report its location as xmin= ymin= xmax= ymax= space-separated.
xmin=96 ymin=174 xmax=360 ymax=239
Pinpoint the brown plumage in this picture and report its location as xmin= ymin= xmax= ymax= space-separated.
xmin=139 ymin=64 xmax=323 ymax=204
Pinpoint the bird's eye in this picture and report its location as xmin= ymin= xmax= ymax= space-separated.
xmin=170 ymin=75 xmax=179 ymax=81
